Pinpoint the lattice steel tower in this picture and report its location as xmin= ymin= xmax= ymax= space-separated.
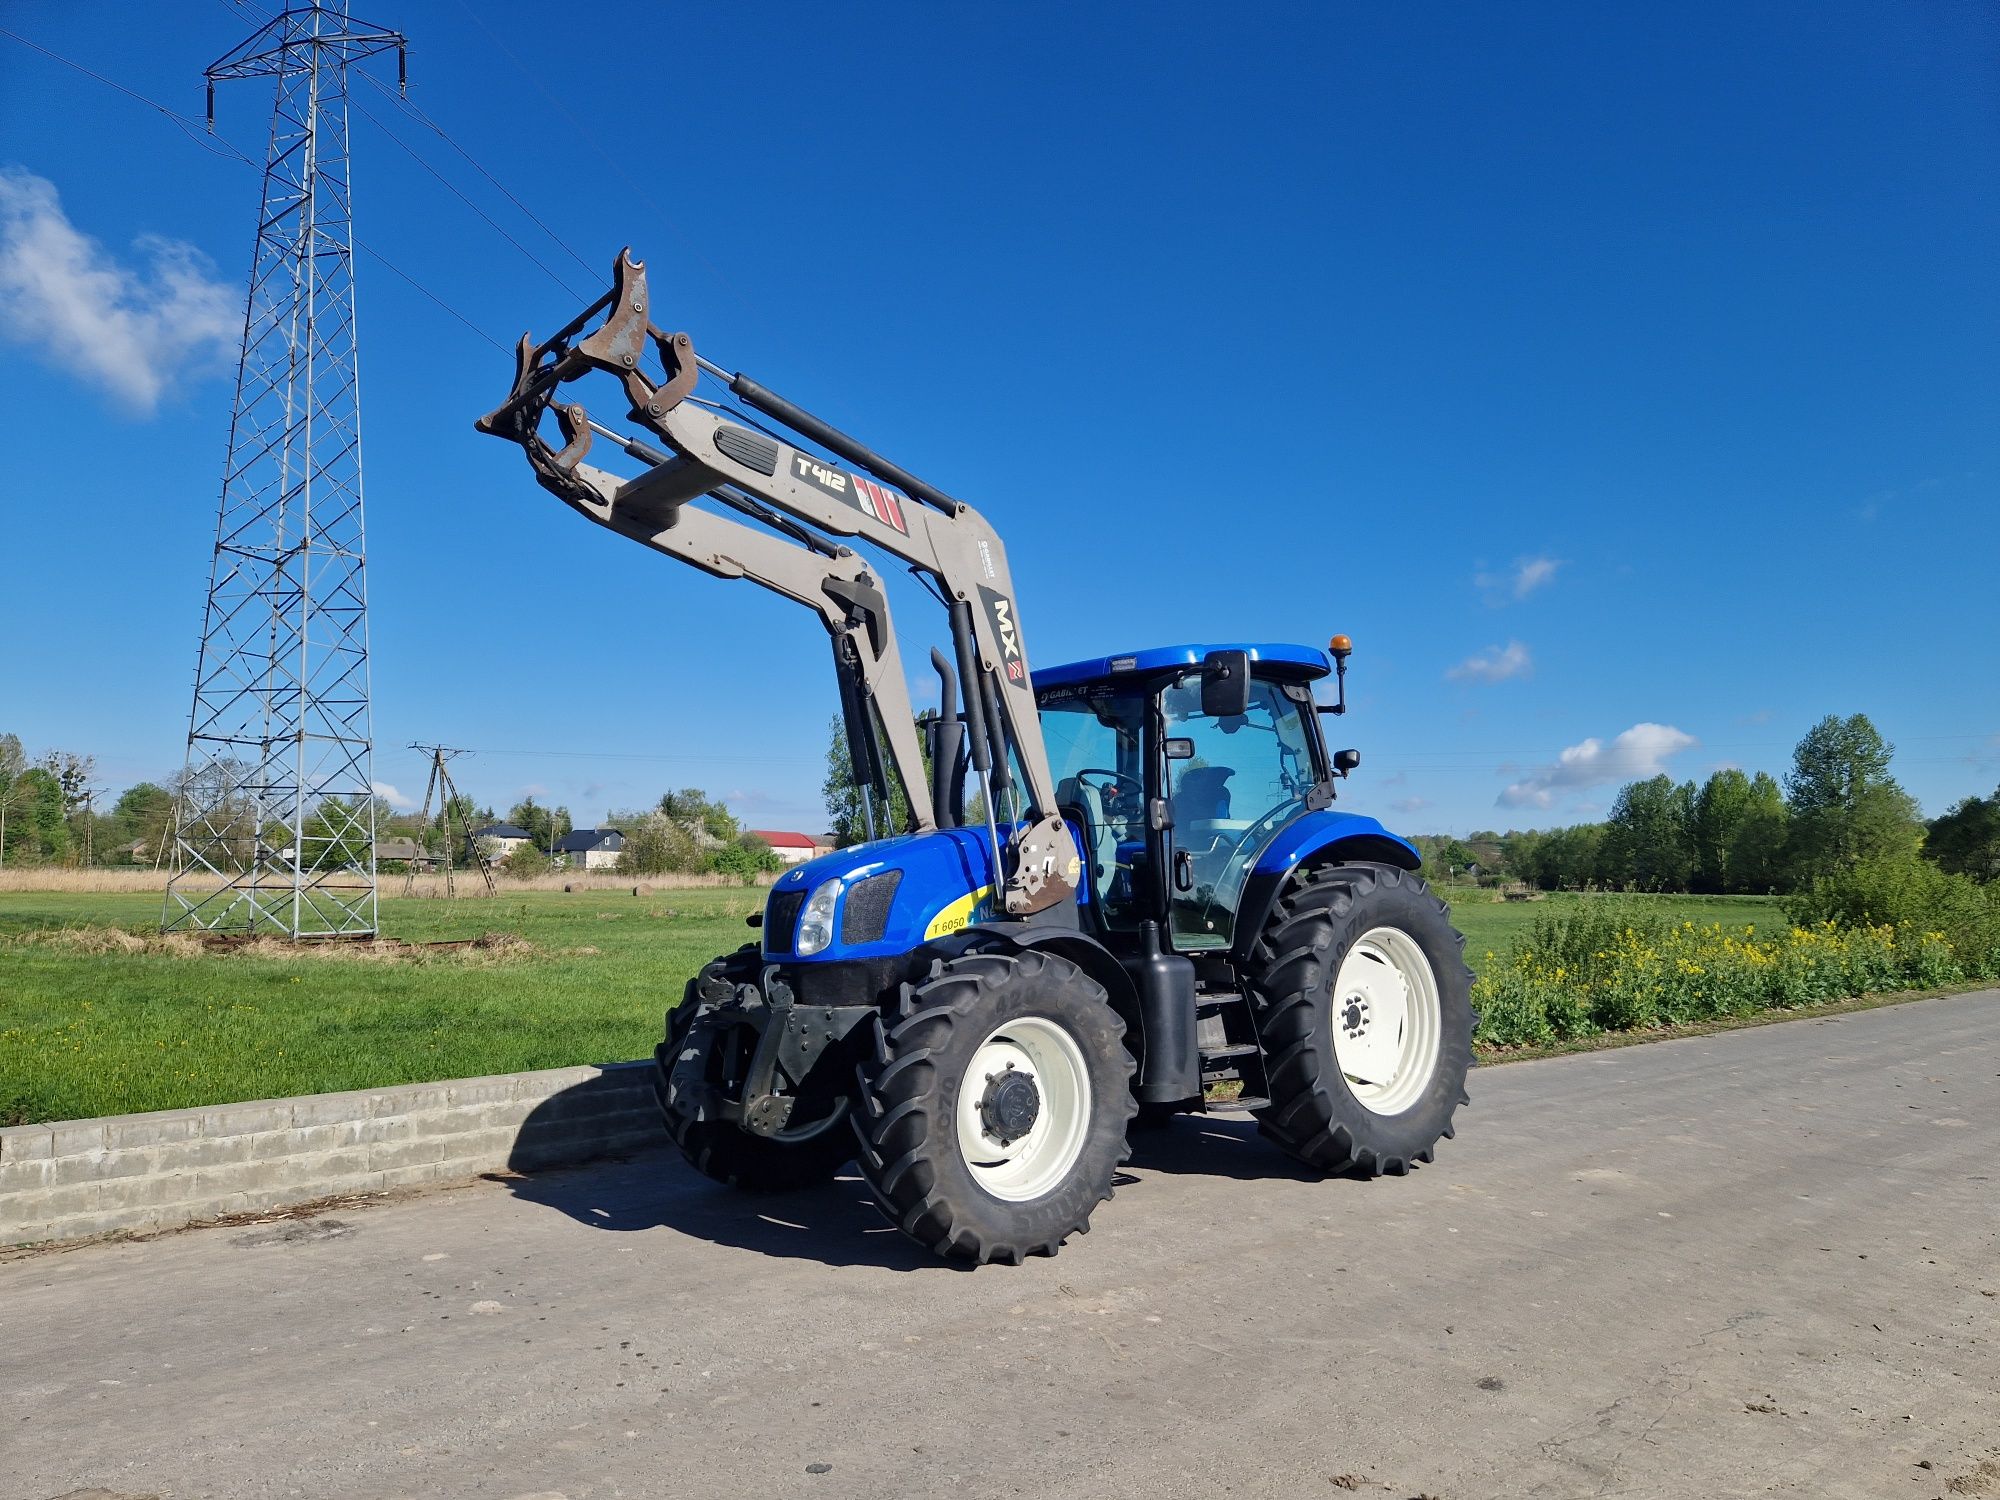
xmin=165 ymin=3 xmax=405 ymax=937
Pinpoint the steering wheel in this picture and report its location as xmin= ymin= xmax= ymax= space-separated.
xmin=1075 ymin=769 xmax=1143 ymax=820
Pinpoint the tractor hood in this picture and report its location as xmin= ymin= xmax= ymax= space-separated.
xmin=761 ymin=827 xmax=1004 ymax=963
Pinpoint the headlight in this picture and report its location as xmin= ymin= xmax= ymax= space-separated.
xmin=795 ymin=877 xmax=841 ymax=956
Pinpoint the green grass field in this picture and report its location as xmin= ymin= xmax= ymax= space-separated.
xmin=0 ymin=887 xmax=758 ymax=1126
xmin=0 ymin=885 xmax=1789 ymax=1126
xmin=1442 ymin=890 xmax=1787 ymax=963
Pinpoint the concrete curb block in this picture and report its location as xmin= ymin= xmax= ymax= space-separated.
xmin=0 ymin=1059 xmax=665 ymax=1248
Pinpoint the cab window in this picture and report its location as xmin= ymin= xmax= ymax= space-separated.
xmin=1039 ymin=688 xmax=1147 ymax=929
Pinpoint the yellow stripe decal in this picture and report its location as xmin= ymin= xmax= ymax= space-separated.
xmin=924 ymin=885 xmax=994 ymax=940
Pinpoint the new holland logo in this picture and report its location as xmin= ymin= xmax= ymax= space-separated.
xmin=978 ymin=585 xmax=1025 ymax=683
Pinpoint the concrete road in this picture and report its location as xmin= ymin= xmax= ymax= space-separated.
xmin=5 ymin=991 xmax=1996 ymax=1500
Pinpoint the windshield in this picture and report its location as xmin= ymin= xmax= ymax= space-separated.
xmin=1163 ymin=672 xmax=1321 ymax=947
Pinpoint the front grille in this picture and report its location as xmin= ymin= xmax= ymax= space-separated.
xmin=840 ymin=871 xmax=902 ymax=945
xmin=763 ymin=888 xmax=805 ymax=956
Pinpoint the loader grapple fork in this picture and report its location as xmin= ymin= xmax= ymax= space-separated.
xmin=476 ymin=253 xmax=696 ymax=510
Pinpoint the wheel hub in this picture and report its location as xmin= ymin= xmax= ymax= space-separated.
xmin=979 ymin=1065 xmax=1041 ymax=1144
xmin=955 ymin=1018 xmax=1094 ymax=1203
xmin=1341 ymin=995 xmax=1371 ymax=1038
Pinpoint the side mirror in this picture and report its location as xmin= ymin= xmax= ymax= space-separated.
xmin=1164 ymin=736 xmax=1195 ymax=761
xmin=1200 ymin=649 xmax=1252 ymax=718
xmin=1333 ymin=748 xmax=1361 ymax=777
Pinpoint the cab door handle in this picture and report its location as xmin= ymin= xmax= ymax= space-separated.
xmin=1174 ymin=849 xmax=1194 ymax=892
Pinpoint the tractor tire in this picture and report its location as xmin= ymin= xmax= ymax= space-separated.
xmin=852 ymin=946 xmax=1137 ymax=1264
xmin=656 ymin=945 xmax=854 ymax=1192
xmin=1247 ymin=862 xmax=1474 ymax=1175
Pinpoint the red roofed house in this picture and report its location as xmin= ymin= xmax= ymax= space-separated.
xmin=750 ymin=830 xmax=828 ymax=866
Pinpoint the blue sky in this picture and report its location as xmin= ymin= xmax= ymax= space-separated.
xmin=1 ymin=1 xmax=1995 ymax=835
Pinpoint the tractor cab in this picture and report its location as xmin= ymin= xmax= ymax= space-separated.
xmin=1039 ymin=642 xmax=1337 ymax=953
xmin=1036 ymin=642 xmax=1398 ymax=957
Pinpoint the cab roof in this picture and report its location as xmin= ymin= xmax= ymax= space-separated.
xmin=1033 ymin=642 xmax=1331 ymax=692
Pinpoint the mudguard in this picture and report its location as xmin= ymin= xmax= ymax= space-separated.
xmin=1229 ymin=810 xmax=1422 ymax=963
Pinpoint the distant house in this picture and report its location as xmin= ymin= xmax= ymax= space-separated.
xmin=751 ymin=830 xmax=827 ymax=866
xmin=556 ymin=827 xmax=625 ymax=870
xmin=377 ymin=836 xmax=428 ymax=868
xmin=469 ymin=822 xmax=535 ymax=861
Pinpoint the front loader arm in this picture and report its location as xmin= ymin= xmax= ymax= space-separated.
xmin=478 ymin=250 xmax=1079 ymax=913
xmin=563 ymin=458 xmax=934 ymax=836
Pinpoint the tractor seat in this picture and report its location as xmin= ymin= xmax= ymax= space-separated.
xmin=1056 ymin=775 xmax=1121 ymax=893
xmin=1173 ymin=766 xmax=1234 ymax=824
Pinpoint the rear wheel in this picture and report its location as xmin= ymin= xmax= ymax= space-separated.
xmin=1248 ymin=863 xmax=1473 ymax=1174
xmin=853 ymin=946 xmax=1136 ymax=1264
xmin=656 ymin=945 xmax=854 ymax=1191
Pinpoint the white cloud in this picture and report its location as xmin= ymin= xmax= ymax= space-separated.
xmin=1391 ymin=795 xmax=1431 ymax=815
xmin=1447 ymin=640 xmax=1532 ymax=683
xmin=1476 ymin=555 xmax=1563 ymax=604
xmin=371 ymin=780 xmax=415 ymax=811
xmin=1498 ymin=723 xmax=1698 ymax=809
xmin=0 ymin=167 xmax=236 ymax=413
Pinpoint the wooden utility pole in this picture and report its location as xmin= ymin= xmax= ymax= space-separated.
xmin=404 ymin=745 xmax=496 ymax=897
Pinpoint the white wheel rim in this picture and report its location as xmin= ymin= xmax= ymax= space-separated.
xmin=954 ymin=1016 xmax=1093 ymax=1203
xmin=1329 ymin=926 xmax=1442 ymax=1116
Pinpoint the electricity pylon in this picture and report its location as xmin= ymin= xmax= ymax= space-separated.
xmin=165 ymin=3 xmax=405 ymax=938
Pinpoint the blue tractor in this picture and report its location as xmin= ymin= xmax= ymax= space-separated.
xmin=481 ymin=253 xmax=1475 ymax=1264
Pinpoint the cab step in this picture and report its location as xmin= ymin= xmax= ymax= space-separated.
xmin=1194 ymin=986 xmax=1273 ymax=1112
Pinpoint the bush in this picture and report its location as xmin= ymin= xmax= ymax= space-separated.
xmin=1785 ymin=858 xmax=2000 ymax=980
xmin=503 ymin=843 xmax=552 ymax=878
xmin=1472 ymin=904 xmax=1977 ymax=1050
xmin=616 ymin=812 xmax=702 ymax=876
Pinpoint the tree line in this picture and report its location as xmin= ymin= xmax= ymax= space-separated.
xmin=1413 ymin=713 xmax=1999 ymax=895
xmin=0 ymin=736 xmax=175 ymax=869
xmin=0 ymin=731 xmax=783 ymax=881
xmin=497 ymin=789 xmax=785 ymax=879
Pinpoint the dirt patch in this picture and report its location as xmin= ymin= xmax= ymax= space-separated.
xmin=10 ymin=926 xmax=536 ymax=965
xmin=1948 ymin=1459 xmax=2000 ymax=1496
xmin=232 ymin=1218 xmax=355 ymax=1248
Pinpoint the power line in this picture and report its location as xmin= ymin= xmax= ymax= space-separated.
xmin=356 ymin=238 xmax=509 ymax=352
xmin=354 ymin=68 xmax=601 ymax=286
xmin=0 ymin=24 xmax=246 ymax=162
xmin=0 ymin=23 xmax=513 ymax=357
xmin=447 ymin=0 xmax=769 ymax=338
xmin=348 ymin=86 xmax=590 ymax=301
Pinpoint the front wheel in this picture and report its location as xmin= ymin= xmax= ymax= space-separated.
xmin=852 ymin=946 xmax=1136 ymax=1264
xmin=1249 ymin=863 xmax=1474 ymax=1174
xmin=656 ymin=946 xmax=854 ymax=1191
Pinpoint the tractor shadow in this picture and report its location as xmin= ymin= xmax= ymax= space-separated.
xmin=497 ymin=1088 xmax=1343 ymax=1272
xmin=495 ymin=1079 xmax=946 ymax=1272
xmin=1122 ymin=1110 xmax=1337 ymax=1184
xmin=498 ymin=1149 xmax=957 ymax=1273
